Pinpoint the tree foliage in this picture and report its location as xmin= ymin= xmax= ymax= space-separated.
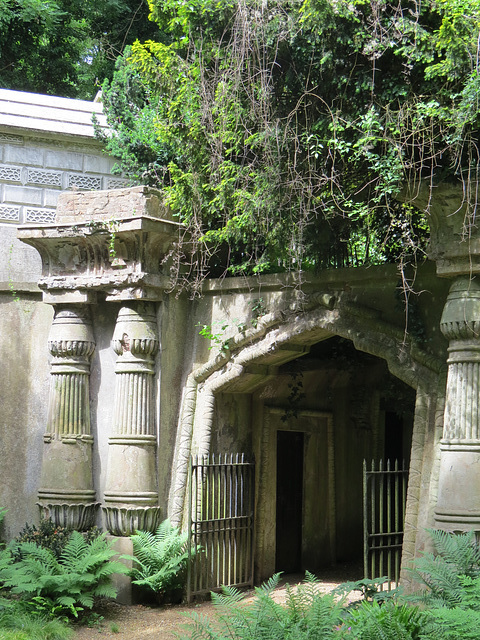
xmin=0 ymin=0 xmax=159 ymax=99
xmin=99 ymin=0 xmax=480 ymax=288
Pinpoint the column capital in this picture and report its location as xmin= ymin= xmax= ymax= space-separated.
xmin=440 ymin=277 xmax=480 ymax=342
xmin=17 ymin=186 xmax=184 ymax=302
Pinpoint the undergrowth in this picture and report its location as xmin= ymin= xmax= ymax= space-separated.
xmin=129 ymin=519 xmax=198 ymax=603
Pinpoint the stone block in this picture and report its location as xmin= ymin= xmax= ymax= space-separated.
xmin=108 ymin=536 xmax=134 ymax=605
xmin=56 ymin=186 xmax=174 ymax=222
xmin=4 ymin=185 xmax=42 ymax=206
xmin=45 ymin=150 xmax=83 ymax=171
xmin=83 ymin=154 xmax=114 ymax=174
xmin=5 ymin=145 xmax=44 ymax=167
xmin=0 ymin=228 xmax=41 ymax=283
xmin=44 ymin=189 xmax=60 ymax=207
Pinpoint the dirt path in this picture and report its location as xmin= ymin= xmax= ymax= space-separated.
xmin=74 ymin=567 xmax=363 ymax=639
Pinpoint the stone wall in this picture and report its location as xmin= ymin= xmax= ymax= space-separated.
xmin=0 ymin=89 xmax=129 ymax=286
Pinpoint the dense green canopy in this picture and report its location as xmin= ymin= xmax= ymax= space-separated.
xmin=96 ymin=1 xmax=480 ymax=283
xmin=0 ymin=0 xmax=159 ymax=99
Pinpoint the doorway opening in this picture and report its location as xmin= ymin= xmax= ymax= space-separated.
xmin=275 ymin=430 xmax=304 ymax=573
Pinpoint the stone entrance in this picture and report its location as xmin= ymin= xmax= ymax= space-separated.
xmin=9 ymin=182 xmax=479 ymax=593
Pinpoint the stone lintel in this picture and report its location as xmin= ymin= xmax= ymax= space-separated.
xmin=43 ymin=289 xmax=97 ymax=305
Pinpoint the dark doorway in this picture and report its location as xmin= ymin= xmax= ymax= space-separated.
xmin=275 ymin=430 xmax=304 ymax=572
xmin=384 ymin=411 xmax=404 ymax=463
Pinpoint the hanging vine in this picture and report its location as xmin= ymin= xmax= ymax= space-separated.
xmin=98 ymin=0 xmax=480 ymax=294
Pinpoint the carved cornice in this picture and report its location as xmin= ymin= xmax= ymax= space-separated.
xmin=17 ymin=187 xmax=184 ymax=302
xmin=401 ymin=181 xmax=480 ymax=277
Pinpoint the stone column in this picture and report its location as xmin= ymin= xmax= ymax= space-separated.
xmin=103 ymin=303 xmax=162 ymax=536
xmin=38 ymin=306 xmax=99 ymax=529
xmin=435 ymin=277 xmax=480 ymax=531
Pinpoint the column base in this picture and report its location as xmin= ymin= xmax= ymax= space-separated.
xmin=103 ymin=505 xmax=162 ymax=536
xmin=37 ymin=501 xmax=100 ymax=530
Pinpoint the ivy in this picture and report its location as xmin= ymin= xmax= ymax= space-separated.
xmin=99 ymin=0 xmax=480 ymax=291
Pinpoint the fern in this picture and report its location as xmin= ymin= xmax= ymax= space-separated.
xmin=0 ymin=532 xmax=127 ymax=617
xmin=420 ymin=607 xmax=480 ymax=640
xmin=130 ymin=519 xmax=197 ymax=601
xmin=410 ymin=529 xmax=480 ymax=608
xmin=344 ymin=600 xmax=426 ymax=640
xmin=180 ymin=573 xmax=346 ymax=640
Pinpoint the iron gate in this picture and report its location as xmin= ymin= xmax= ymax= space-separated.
xmin=187 ymin=453 xmax=255 ymax=601
xmin=363 ymin=459 xmax=408 ymax=586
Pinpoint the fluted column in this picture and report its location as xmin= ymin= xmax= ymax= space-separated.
xmin=435 ymin=277 xmax=480 ymax=530
xmin=38 ymin=306 xmax=99 ymax=529
xmin=103 ymin=303 xmax=162 ymax=536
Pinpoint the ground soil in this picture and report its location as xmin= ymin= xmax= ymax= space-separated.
xmin=73 ymin=564 xmax=364 ymax=639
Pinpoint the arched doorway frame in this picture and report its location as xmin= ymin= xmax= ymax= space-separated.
xmin=168 ymin=296 xmax=445 ymax=583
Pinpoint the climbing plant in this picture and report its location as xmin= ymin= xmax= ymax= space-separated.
xmin=99 ymin=0 xmax=480 ymax=291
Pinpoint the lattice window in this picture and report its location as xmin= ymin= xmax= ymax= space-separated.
xmin=68 ymin=174 xmax=101 ymax=191
xmin=0 ymin=205 xmax=20 ymax=222
xmin=0 ymin=133 xmax=23 ymax=144
xmin=107 ymin=177 xmax=131 ymax=189
xmin=27 ymin=169 xmax=62 ymax=187
xmin=25 ymin=208 xmax=56 ymax=224
xmin=0 ymin=165 xmax=22 ymax=182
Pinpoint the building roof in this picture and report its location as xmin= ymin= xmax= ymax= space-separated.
xmin=0 ymin=88 xmax=107 ymax=138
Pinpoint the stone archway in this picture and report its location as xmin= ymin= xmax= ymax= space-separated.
xmin=168 ymin=295 xmax=445 ymax=584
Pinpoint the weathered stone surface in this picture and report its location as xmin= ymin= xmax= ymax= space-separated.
xmin=38 ymin=305 xmax=97 ymax=530
xmin=18 ymin=187 xmax=183 ymax=302
xmin=403 ymin=181 xmax=480 ymax=277
xmin=103 ymin=303 xmax=161 ymax=535
xmin=435 ymin=277 xmax=480 ymax=531
xmin=55 ymin=186 xmax=174 ymax=224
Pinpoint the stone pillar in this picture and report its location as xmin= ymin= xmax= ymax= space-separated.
xmin=103 ymin=303 xmax=162 ymax=536
xmin=38 ymin=306 xmax=99 ymax=529
xmin=435 ymin=277 xmax=480 ymax=531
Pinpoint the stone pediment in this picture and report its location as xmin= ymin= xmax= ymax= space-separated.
xmin=18 ymin=186 xmax=184 ymax=301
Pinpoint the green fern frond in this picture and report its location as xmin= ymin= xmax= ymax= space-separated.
xmin=58 ymin=531 xmax=89 ymax=568
xmin=429 ymin=529 xmax=480 ymax=576
xmin=92 ymin=583 xmax=117 ymax=599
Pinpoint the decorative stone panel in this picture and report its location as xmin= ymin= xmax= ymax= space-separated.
xmin=27 ymin=169 xmax=62 ymax=187
xmin=68 ymin=174 xmax=102 ymax=191
xmin=25 ymin=208 xmax=56 ymax=224
xmin=0 ymin=165 xmax=21 ymax=182
xmin=0 ymin=132 xmax=22 ymax=144
xmin=0 ymin=205 xmax=20 ymax=222
xmin=107 ymin=177 xmax=131 ymax=190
